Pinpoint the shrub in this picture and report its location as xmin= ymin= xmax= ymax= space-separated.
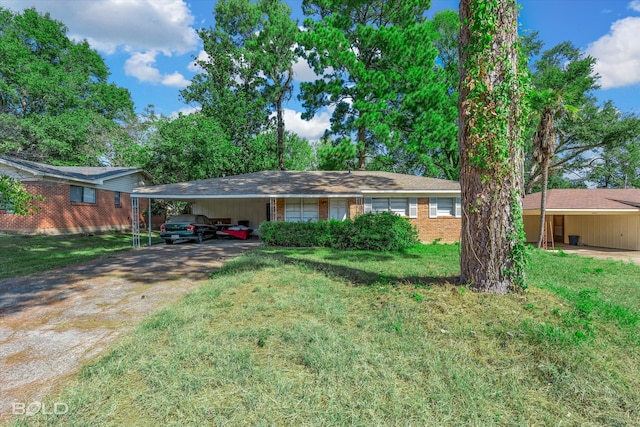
xmin=259 ymin=212 xmax=418 ymax=251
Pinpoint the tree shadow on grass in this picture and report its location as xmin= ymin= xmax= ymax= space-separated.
xmin=212 ymin=249 xmax=460 ymax=287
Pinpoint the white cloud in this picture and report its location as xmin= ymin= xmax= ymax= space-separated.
xmin=0 ymin=0 xmax=198 ymax=85
xmin=188 ymin=50 xmax=210 ymax=72
xmin=124 ymin=52 xmax=162 ymax=83
xmin=162 ymin=72 xmax=191 ymax=88
xmin=630 ymin=1 xmax=640 ymax=12
xmin=124 ymin=51 xmax=189 ymax=88
xmin=292 ymin=57 xmax=318 ymax=82
xmin=281 ymin=108 xmax=331 ymax=141
xmin=170 ymin=105 xmax=200 ymax=118
xmin=0 ymin=0 xmax=198 ymax=54
xmin=586 ymin=16 xmax=640 ymax=89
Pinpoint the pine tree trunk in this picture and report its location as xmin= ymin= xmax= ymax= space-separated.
xmin=277 ymin=96 xmax=285 ymax=170
xmin=458 ymin=0 xmax=525 ymax=294
xmin=357 ymin=126 xmax=366 ymax=169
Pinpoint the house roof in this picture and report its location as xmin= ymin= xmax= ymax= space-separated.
xmin=132 ymin=170 xmax=460 ymax=199
xmin=523 ymin=189 xmax=640 ymax=212
xmin=0 ymin=155 xmax=152 ymax=185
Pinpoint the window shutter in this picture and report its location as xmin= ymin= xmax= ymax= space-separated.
xmin=364 ymin=197 xmax=372 ymax=214
xmin=429 ymin=198 xmax=437 ymax=218
xmin=409 ymin=198 xmax=418 ymax=218
xmin=455 ymin=197 xmax=462 ymax=218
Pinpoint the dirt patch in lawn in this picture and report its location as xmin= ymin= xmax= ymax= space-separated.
xmin=0 ymin=239 xmax=261 ymax=422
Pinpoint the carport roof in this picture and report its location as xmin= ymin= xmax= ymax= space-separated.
xmin=523 ymin=189 xmax=640 ymax=212
xmin=132 ymin=170 xmax=460 ymax=199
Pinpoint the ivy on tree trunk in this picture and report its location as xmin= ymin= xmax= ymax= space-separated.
xmin=458 ymin=0 xmax=528 ymax=293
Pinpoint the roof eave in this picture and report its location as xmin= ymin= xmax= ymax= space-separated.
xmin=523 ymin=208 xmax=640 ymax=215
xmin=131 ymin=193 xmax=364 ymax=199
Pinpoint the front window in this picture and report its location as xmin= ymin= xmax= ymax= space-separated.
xmin=285 ymin=198 xmax=319 ymax=222
xmin=429 ymin=197 xmax=461 ymax=218
xmin=371 ymin=198 xmax=408 ymax=216
xmin=114 ymin=191 xmax=121 ymax=207
xmin=70 ymin=185 xmax=96 ymax=204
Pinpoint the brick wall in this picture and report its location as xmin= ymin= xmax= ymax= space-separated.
xmin=0 ymin=181 xmax=150 ymax=234
xmin=272 ymin=196 xmax=461 ymax=243
xmin=409 ymin=198 xmax=461 ymax=243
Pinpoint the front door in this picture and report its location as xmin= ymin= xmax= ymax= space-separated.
xmin=329 ymin=199 xmax=348 ymax=221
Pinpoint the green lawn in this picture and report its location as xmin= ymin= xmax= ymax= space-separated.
xmin=11 ymin=244 xmax=640 ymax=426
xmin=0 ymin=232 xmax=160 ymax=280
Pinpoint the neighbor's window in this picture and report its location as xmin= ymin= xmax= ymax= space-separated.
xmin=285 ymin=198 xmax=319 ymax=222
xmin=70 ymin=185 xmax=96 ymax=204
xmin=429 ymin=197 xmax=461 ymax=218
xmin=0 ymin=199 xmax=14 ymax=214
xmin=114 ymin=191 xmax=121 ymax=207
xmin=365 ymin=198 xmax=417 ymax=218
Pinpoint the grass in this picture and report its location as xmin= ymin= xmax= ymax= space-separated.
xmin=0 ymin=232 xmax=161 ymax=279
xmin=10 ymin=243 xmax=640 ymax=426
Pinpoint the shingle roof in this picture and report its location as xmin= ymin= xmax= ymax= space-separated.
xmin=523 ymin=189 xmax=640 ymax=211
xmin=0 ymin=155 xmax=151 ymax=184
xmin=133 ymin=170 xmax=460 ymax=199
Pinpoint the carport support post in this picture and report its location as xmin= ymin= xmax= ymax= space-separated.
xmin=148 ymin=198 xmax=153 ymax=247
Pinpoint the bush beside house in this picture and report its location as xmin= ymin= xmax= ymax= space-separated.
xmin=260 ymin=212 xmax=419 ymax=251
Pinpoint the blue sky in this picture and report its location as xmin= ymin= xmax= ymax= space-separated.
xmin=1 ymin=0 xmax=639 ymax=141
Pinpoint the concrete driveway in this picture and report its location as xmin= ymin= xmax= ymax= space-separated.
xmin=0 ymin=239 xmax=261 ymax=422
xmin=550 ymin=244 xmax=640 ymax=265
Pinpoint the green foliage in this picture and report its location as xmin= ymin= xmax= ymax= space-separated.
xmin=315 ymin=137 xmax=357 ymax=170
xmin=182 ymin=0 xmax=299 ymax=170
xmin=524 ymin=40 xmax=640 ymax=193
xmin=0 ymin=7 xmax=134 ymax=165
xmin=260 ymin=212 xmax=418 ymax=251
xmin=0 ymin=176 xmax=44 ymax=216
xmin=299 ymin=0 xmax=455 ymax=172
xmin=144 ymin=113 xmax=238 ymax=183
xmin=137 ymin=113 xmax=316 ymax=185
xmin=577 ymin=105 xmax=640 ymax=188
xmin=248 ymin=130 xmax=316 ymax=171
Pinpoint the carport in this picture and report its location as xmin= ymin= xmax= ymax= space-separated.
xmin=129 ymin=192 xmax=272 ymax=248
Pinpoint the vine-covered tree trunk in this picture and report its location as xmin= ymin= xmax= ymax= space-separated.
xmin=458 ymin=0 xmax=527 ymax=294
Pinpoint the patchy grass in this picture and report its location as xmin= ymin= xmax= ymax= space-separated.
xmin=0 ymin=233 xmax=161 ymax=279
xmin=12 ymin=244 xmax=640 ymax=426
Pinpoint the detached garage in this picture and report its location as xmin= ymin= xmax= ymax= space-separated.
xmin=523 ymin=189 xmax=640 ymax=251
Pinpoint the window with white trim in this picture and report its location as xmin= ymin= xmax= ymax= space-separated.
xmin=364 ymin=198 xmax=418 ymax=218
xmin=70 ymin=185 xmax=96 ymax=204
xmin=285 ymin=198 xmax=319 ymax=222
xmin=429 ymin=197 xmax=461 ymax=218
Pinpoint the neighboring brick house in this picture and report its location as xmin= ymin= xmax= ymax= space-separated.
xmin=0 ymin=155 xmax=152 ymax=235
xmin=132 ymin=170 xmax=462 ymax=243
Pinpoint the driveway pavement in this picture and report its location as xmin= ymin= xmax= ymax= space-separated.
xmin=550 ymin=243 xmax=640 ymax=265
xmin=0 ymin=239 xmax=261 ymax=422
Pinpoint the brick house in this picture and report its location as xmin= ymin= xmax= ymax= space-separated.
xmin=132 ymin=170 xmax=462 ymax=243
xmin=0 ymin=155 xmax=152 ymax=235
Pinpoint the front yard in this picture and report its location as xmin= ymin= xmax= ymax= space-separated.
xmin=0 ymin=233 xmax=160 ymax=280
xmin=11 ymin=243 xmax=639 ymax=426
